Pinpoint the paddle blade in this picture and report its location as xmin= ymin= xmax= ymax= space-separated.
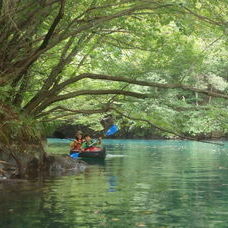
xmin=70 ymin=153 xmax=79 ymax=159
xmin=105 ymin=125 xmax=119 ymax=136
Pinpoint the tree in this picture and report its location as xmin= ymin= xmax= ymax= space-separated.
xmin=0 ymin=0 xmax=227 ymax=175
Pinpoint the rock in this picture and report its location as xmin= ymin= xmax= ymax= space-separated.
xmin=0 ymin=152 xmax=88 ymax=179
xmin=43 ymin=154 xmax=87 ymax=177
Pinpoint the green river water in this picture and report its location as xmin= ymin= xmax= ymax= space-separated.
xmin=0 ymin=139 xmax=228 ymax=228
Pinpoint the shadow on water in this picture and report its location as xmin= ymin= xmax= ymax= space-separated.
xmin=78 ymin=157 xmax=106 ymax=166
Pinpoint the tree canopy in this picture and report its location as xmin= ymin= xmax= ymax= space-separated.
xmin=0 ymin=0 xmax=228 ymax=139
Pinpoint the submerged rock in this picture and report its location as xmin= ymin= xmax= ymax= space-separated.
xmin=43 ymin=154 xmax=87 ymax=176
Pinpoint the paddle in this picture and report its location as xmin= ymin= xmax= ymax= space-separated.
xmin=70 ymin=124 xmax=119 ymax=159
xmin=89 ymin=124 xmax=119 ymax=146
xmin=70 ymin=152 xmax=80 ymax=158
xmin=105 ymin=124 xmax=119 ymax=136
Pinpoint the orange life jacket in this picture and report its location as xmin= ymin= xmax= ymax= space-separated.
xmin=72 ymin=139 xmax=84 ymax=150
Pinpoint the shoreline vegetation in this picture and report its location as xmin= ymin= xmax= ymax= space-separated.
xmin=0 ymin=1 xmax=227 ymax=180
xmin=52 ymin=124 xmax=228 ymax=141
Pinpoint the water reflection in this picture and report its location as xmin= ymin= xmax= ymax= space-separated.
xmin=108 ymin=176 xmax=117 ymax=192
xmin=0 ymin=139 xmax=228 ymax=227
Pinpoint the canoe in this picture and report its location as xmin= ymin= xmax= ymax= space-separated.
xmin=70 ymin=147 xmax=106 ymax=159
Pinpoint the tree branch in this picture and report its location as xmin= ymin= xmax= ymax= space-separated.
xmin=31 ymin=89 xmax=150 ymax=115
xmin=112 ymin=107 xmax=224 ymax=146
xmin=38 ymin=0 xmax=66 ymax=51
xmin=56 ymin=73 xmax=228 ymax=99
xmin=0 ymin=0 xmax=65 ymax=86
xmin=37 ymin=103 xmax=225 ymax=146
xmin=36 ymin=105 xmax=110 ymax=118
xmin=181 ymin=6 xmax=225 ymax=26
xmin=22 ymin=33 xmax=95 ymax=114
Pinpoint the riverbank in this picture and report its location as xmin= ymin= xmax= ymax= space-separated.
xmin=0 ymin=146 xmax=87 ymax=180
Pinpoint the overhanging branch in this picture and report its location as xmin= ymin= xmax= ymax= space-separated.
xmin=31 ymin=89 xmax=150 ymax=115
xmin=36 ymin=105 xmax=110 ymax=118
xmin=37 ymin=104 xmax=225 ymax=146
xmin=56 ymin=73 xmax=228 ymax=99
xmin=112 ymin=108 xmax=224 ymax=146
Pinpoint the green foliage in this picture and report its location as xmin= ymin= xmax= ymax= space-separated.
xmin=0 ymin=0 xmax=227 ymax=140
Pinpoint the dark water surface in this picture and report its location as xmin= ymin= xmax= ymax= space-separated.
xmin=0 ymin=139 xmax=228 ymax=228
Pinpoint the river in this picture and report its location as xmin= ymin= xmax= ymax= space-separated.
xmin=0 ymin=139 xmax=228 ymax=227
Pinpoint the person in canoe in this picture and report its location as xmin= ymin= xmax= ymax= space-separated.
xmin=81 ymin=134 xmax=102 ymax=150
xmin=70 ymin=131 xmax=84 ymax=152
